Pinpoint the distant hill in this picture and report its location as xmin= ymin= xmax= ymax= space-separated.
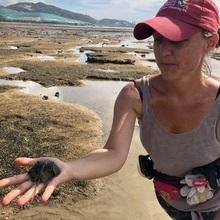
xmin=7 ymin=2 xmax=96 ymax=24
xmin=0 ymin=2 xmax=133 ymax=27
xmin=97 ymin=19 xmax=132 ymax=27
xmin=0 ymin=7 xmax=90 ymax=25
xmin=0 ymin=15 xmax=6 ymax=21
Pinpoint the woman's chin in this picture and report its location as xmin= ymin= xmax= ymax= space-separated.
xmin=160 ymin=70 xmax=181 ymax=81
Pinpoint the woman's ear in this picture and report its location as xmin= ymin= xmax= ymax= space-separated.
xmin=207 ymin=33 xmax=219 ymax=51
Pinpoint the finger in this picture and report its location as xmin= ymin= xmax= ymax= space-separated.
xmin=16 ymin=184 xmax=37 ymax=206
xmin=41 ymin=185 xmax=56 ymax=203
xmin=41 ymin=177 xmax=60 ymax=203
xmin=14 ymin=157 xmax=53 ymax=166
xmin=0 ymin=174 xmax=29 ymax=187
xmin=14 ymin=157 xmax=38 ymax=166
xmin=2 ymin=180 xmax=33 ymax=205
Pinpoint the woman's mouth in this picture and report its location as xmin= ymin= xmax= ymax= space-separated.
xmin=159 ymin=63 xmax=178 ymax=69
xmin=160 ymin=62 xmax=177 ymax=66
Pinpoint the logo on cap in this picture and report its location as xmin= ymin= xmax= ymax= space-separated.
xmin=159 ymin=0 xmax=187 ymax=13
xmin=178 ymin=0 xmax=185 ymax=7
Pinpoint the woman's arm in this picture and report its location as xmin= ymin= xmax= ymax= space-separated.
xmin=67 ymin=82 xmax=139 ymax=180
xmin=0 ymin=82 xmax=141 ymax=205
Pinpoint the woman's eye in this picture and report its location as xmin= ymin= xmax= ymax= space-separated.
xmin=154 ymin=38 xmax=162 ymax=43
xmin=171 ymin=40 xmax=188 ymax=46
xmin=154 ymin=39 xmax=188 ymax=47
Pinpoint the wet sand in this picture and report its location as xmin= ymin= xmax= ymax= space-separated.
xmin=0 ymin=80 xmax=170 ymax=220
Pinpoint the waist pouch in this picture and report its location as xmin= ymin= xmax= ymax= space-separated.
xmin=153 ymin=179 xmax=181 ymax=200
xmin=139 ymin=154 xmax=220 ymax=202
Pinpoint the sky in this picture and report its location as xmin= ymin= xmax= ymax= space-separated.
xmin=0 ymin=0 xmax=220 ymax=22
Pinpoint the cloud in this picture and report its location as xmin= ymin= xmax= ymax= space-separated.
xmin=76 ymin=0 xmax=220 ymax=21
xmin=110 ymin=0 xmax=161 ymax=9
xmin=68 ymin=0 xmax=162 ymax=21
xmin=109 ymin=0 xmax=162 ymax=20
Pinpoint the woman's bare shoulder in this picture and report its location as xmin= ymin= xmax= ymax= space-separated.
xmin=120 ymin=82 xmax=140 ymax=98
xmin=118 ymin=82 xmax=142 ymax=116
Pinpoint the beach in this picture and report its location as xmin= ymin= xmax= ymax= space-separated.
xmin=0 ymin=21 xmax=219 ymax=220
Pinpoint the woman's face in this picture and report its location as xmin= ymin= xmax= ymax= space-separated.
xmin=153 ymin=31 xmax=207 ymax=81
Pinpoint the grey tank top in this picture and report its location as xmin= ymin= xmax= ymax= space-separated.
xmin=136 ymin=76 xmax=220 ymax=212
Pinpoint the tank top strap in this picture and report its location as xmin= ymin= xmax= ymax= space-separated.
xmin=133 ymin=76 xmax=151 ymax=114
xmin=216 ymin=86 xmax=220 ymax=99
xmin=143 ymin=76 xmax=151 ymax=99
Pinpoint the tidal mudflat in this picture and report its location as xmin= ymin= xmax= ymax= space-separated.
xmin=1 ymin=22 xmax=219 ymax=220
xmin=0 ymin=22 xmax=161 ymax=220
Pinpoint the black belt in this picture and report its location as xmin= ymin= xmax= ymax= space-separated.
xmin=139 ymin=154 xmax=220 ymax=190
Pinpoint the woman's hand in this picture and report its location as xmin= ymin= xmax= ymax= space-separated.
xmin=0 ymin=157 xmax=73 ymax=206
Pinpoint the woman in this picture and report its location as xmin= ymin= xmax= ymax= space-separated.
xmin=0 ymin=0 xmax=220 ymax=219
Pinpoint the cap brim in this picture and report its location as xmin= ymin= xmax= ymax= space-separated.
xmin=133 ymin=16 xmax=201 ymax=41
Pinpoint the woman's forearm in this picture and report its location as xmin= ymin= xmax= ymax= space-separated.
xmin=67 ymin=148 xmax=126 ymax=181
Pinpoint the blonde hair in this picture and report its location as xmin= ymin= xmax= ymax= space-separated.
xmin=202 ymin=55 xmax=212 ymax=76
xmin=201 ymin=31 xmax=216 ymax=76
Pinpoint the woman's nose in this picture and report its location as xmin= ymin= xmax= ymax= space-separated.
xmin=159 ymin=41 xmax=173 ymax=56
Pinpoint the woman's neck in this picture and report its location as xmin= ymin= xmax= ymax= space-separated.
xmin=157 ymin=73 xmax=212 ymax=102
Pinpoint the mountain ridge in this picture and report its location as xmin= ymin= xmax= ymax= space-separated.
xmin=0 ymin=2 xmax=133 ymax=27
xmin=7 ymin=2 xmax=97 ymax=24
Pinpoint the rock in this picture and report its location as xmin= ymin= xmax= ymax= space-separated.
xmin=35 ymin=50 xmax=42 ymax=54
xmin=147 ymin=58 xmax=156 ymax=63
xmin=55 ymin=92 xmax=60 ymax=98
xmin=42 ymin=95 xmax=48 ymax=100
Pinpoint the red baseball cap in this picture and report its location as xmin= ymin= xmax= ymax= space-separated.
xmin=133 ymin=0 xmax=219 ymax=41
